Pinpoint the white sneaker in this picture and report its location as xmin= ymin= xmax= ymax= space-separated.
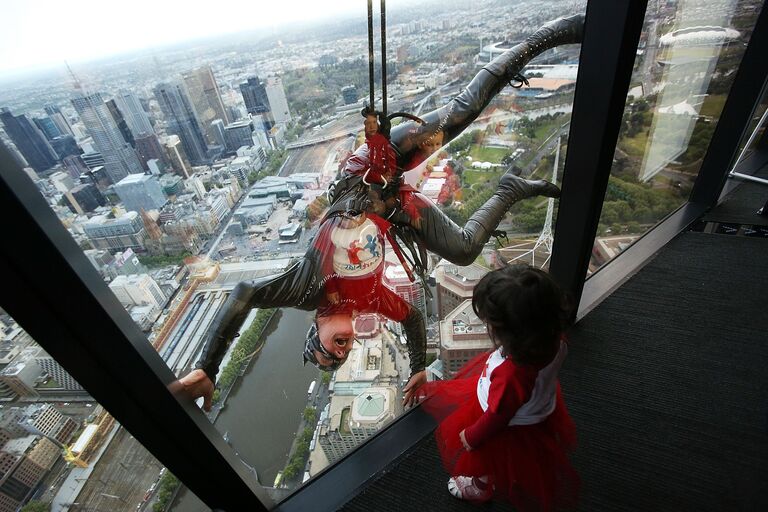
xmin=447 ymin=475 xmax=492 ymax=502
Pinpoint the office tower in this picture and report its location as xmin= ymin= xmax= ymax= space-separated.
xmin=164 ymin=135 xmax=192 ymax=178
xmin=114 ymin=174 xmax=167 ymax=214
xmin=227 ymin=105 xmax=242 ymax=122
xmin=49 ymin=135 xmax=81 ymax=160
xmin=0 ymin=108 xmax=58 ymax=172
xmin=32 ymin=116 xmax=62 ymax=141
xmin=83 ymin=211 xmax=148 ymax=252
xmin=434 ymin=263 xmax=487 ymax=319
xmin=115 ymin=90 xmax=154 ymax=137
xmin=134 ymin=133 xmax=167 ymax=169
xmin=154 ymin=82 xmax=210 ymax=165
xmin=181 ymin=65 xmax=229 ymax=144
xmin=211 ymin=119 xmax=226 ymax=147
xmin=65 ymin=183 xmax=106 ymax=214
xmin=108 ymin=274 xmax=166 ymax=310
xmin=223 ymin=120 xmax=254 ymax=153
xmin=44 ymin=104 xmax=74 ymax=137
xmin=265 ymin=77 xmax=292 ymax=124
xmin=240 ymin=76 xmax=275 ymax=132
xmin=71 ymin=92 xmax=144 ymax=184
xmin=106 ymin=99 xmax=135 ymax=147
xmin=438 ymin=300 xmax=493 ymax=377
xmin=239 ymin=77 xmax=271 ymax=116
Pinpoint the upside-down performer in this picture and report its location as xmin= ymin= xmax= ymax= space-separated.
xmin=177 ymin=13 xmax=585 ymax=411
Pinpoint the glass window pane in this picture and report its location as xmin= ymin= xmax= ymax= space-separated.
xmin=590 ymin=0 xmax=764 ymax=271
xmin=0 ymin=310 xmax=168 ymax=512
xmin=2 ymin=0 xmax=589 ymax=508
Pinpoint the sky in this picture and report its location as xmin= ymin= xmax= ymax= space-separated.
xmin=0 ymin=0 xmax=416 ymax=75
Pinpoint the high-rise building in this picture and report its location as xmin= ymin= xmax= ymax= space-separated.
xmin=383 ymin=263 xmax=427 ymax=319
xmin=134 ymin=133 xmax=166 ymax=169
xmin=154 ymin=82 xmax=210 ymax=165
xmin=114 ymin=173 xmax=167 ymax=214
xmin=44 ymin=104 xmax=74 ymax=137
xmin=239 ymin=77 xmax=270 ymax=115
xmin=0 ymin=435 xmax=59 ymax=509
xmin=0 ymin=108 xmax=58 ymax=172
xmin=108 ymin=274 xmax=166 ymax=311
xmin=115 ymin=90 xmax=154 ymax=137
xmin=240 ymin=76 xmax=275 ymax=131
xmin=82 ymin=211 xmax=148 ymax=253
xmin=181 ymin=66 xmax=229 ymax=144
xmin=434 ymin=263 xmax=487 ymax=319
xmin=71 ymin=91 xmax=144 ymax=184
xmin=265 ymin=77 xmax=292 ymax=124
xmin=49 ymin=135 xmax=81 ymax=160
xmin=0 ymin=347 xmax=42 ymax=398
xmin=105 ymin=99 xmax=135 ymax=147
xmin=438 ymin=299 xmax=493 ymax=377
xmin=32 ymin=116 xmax=62 ymax=141
xmin=210 ymin=119 xmax=226 ymax=147
xmin=65 ymin=183 xmax=106 ymax=214
xmin=223 ymin=120 xmax=255 ymax=153
xmin=164 ymin=135 xmax=192 ymax=178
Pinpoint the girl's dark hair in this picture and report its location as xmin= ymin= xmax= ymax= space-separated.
xmin=472 ymin=264 xmax=572 ymax=366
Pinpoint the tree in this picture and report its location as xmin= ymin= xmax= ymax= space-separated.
xmin=21 ymin=502 xmax=50 ymax=512
xmin=303 ymin=407 xmax=317 ymax=424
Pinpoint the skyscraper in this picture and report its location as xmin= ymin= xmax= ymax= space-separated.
xmin=154 ymin=83 xmax=210 ymax=166
xmin=32 ymin=116 xmax=62 ymax=141
xmin=115 ymin=90 xmax=155 ymax=137
xmin=181 ymin=66 xmax=229 ymax=144
xmin=0 ymin=108 xmax=58 ymax=172
xmin=134 ymin=133 xmax=167 ymax=169
xmin=106 ymin=99 xmax=135 ymax=147
xmin=223 ymin=120 xmax=254 ymax=154
xmin=44 ymin=104 xmax=74 ymax=137
xmin=164 ymin=135 xmax=192 ymax=178
xmin=265 ymin=77 xmax=292 ymax=124
xmin=239 ymin=77 xmax=271 ymax=115
xmin=71 ymin=92 xmax=144 ymax=184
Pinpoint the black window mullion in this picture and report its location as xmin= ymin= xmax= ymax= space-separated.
xmin=0 ymin=145 xmax=270 ymax=511
xmin=549 ymin=0 xmax=649 ymax=311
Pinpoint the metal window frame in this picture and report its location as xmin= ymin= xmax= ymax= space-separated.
xmin=549 ymin=0 xmax=649 ymax=312
xmin=0 ymin=144 xmax=270 ymax=512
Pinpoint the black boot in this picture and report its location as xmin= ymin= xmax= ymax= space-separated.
xmin=410 ymin=170 xmax=560 ymax=266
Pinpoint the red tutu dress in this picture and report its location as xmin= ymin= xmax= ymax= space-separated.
xmin=421 ymin=340 xmax=579 ymax=511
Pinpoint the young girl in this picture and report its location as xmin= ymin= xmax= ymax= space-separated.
xmin=420 ymin=264 xmax=579 ymax=510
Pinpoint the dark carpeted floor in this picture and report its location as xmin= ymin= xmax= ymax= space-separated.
xmin=560 ymin=232 xmax=768 ymax=511
xmin=702 ymin=165 xmax=768 ymax=225
xmin=341 ymin=228 xmax=768 ymax=510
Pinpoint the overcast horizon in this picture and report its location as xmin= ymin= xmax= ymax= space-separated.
xmin=0 ymin=0 xmax=442 ymax=77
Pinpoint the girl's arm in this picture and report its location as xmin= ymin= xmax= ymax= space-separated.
xmin=462 ymin=363 xmax=534 ymax=449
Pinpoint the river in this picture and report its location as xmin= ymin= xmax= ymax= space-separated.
xmin=171 ymin=308 xmax=318 ymax=511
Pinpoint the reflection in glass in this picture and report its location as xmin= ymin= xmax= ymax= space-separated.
xmin=592 ymin=0 xmax=763 ymax=271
